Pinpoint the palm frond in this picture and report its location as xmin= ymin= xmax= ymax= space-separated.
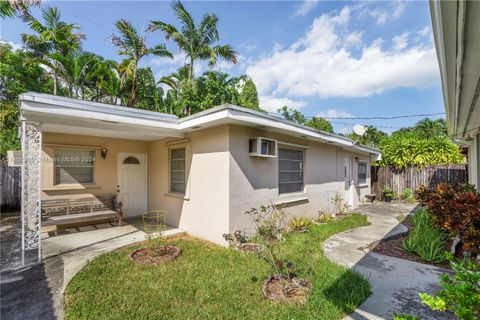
xmin=198 ymin=13 xmax=219 ymax=46
xmin=148 ymin=44 xmax=173 ymax=59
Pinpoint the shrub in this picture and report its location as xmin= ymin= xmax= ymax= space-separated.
xmin=288 ymin=216 xmax=312 ymax=232
xmin=393 ymin=314 xmax=420 ymax=320
xmin=145 ymin=233 xmax=168 ymax=257
xmin=420 ymin=255 xmax=480 ymax=320
xmin=401 ymin=188 xmax=414 ymax=203
xmin=402 ymin=208 xmax=447 ymax=263
xmin=245 ymin=205 xmax=291 ymax=278
xmin=422 ymin=183 xmax=480 ymax=253
xmin=330 ymin=192 xmax=349 ymax=215
xmin=316 ymin=211 xmax=333 ymax=223
xmin=413 ymin=185 xmax=430 ymax=205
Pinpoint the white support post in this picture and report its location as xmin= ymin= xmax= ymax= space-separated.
xmin=21 ymin=120 xmax=42 ymax=265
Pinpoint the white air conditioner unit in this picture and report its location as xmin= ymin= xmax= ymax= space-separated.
xmin=249 ymin=137 xmax=277 ymax=158
xmin=7 ymin=150 xmax=22 ymax=167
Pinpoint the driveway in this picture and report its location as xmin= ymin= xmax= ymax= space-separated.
xmin=0 ymin=216 xmax=184 ymax=320
xmin=323 ymin=203 xmax=454 ymax=320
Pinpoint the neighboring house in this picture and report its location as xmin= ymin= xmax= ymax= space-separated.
xmin=18 ymin=92 xmax=380 ymax=260
xmin=430 ymin=0 xmax=480 ymax=187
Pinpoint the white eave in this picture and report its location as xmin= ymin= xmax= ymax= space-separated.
xmin=19 ymin=92 xmax=381 ymax=158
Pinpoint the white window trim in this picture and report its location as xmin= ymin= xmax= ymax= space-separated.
xmin=278 ymin=147 xmax=306 ymax=195
xmin=166 ymin=143 xmax=190 ymax=200
xmin=54 ymin=147 xmax=96 ymax=185
xmin=357 ymin=160 xmax=368 ymax=186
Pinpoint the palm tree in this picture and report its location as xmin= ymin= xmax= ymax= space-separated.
xmin=86 ymin=57 xmax=120 ymax=104
xmin=0 ymin=0 xmax=40 ymax=18
xmin=148 ymin=0 xmax=237 ymax=80
xmin=21 ymin=6 xmax=85 ymax=94
xmin=415 ymin=118 xmax=447 ymax=138
xmin=111 ymin=19 xmax=172 ymax=107
xmin=40 ymin=51 xmax=98 ymax=98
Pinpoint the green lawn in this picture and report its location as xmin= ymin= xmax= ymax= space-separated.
xmin=65 ymin=214 xmax=371 ymax=320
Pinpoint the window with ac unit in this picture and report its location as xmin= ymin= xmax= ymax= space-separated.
xmin=278 ymin=147 xmax=304 ymax=194
xmin=249 ymin=137 xmax=277 ymax=157
xmin=55 ymin=149 xmax=95 ymax=184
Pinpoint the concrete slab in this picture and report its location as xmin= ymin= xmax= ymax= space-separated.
xmin=323 ymin=203 xmax=454 ymax=320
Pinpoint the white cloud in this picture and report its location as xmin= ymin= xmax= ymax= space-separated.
xmin=417 ymin=25 xmax=430 ymax=37
xmin=293 ymin=0 xmax=320 ymax=17
xmin=246 ymin=4 xmax=439 ymax=105
xmin=345 ymin=31 xmax=363 ymax=47
xmin=393 ymin=32 xmax=409 ymax=51
xmin=0 ymin=40 xmax=24 ymax=51
xmin=369 ymin=1 xmax=406 ymax=26
xmin=316 ymin=109 xmax=354 ymax=119
xmin=150 ymin=52 xmax=186 ymax=66
xmin=259 ymin=95 xmax=305 ymax=112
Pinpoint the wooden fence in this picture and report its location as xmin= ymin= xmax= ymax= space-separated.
xmin=0 ymin=160 xmax=21 ymax=212
xmin=371 ymin=164 xmax=468 ymax=198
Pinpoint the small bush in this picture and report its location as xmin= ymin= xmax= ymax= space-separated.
xmin=422 ymin=183 xmax=480 ymax=253
xmin=420 ymin=255 xmax=480 ymax=320
xmin=401 ymin=188 xmax=414 ymax=203
xmin=413 ymin=185 xmax=430 ymax=205
xmin=145 ymin=234 xmax=168 ymax=257
xmin=393 ymin=314 xmax=420 ymax=320
xmin=288 ymin=216 xmax=312 ymax=232
xmin=316 ymin=211 xmax=333 ymax=223
xmin=402 ymin=208 xmax=447 ymax=263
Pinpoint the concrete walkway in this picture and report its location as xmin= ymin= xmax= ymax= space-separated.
xmin=323 ymin=203 xmax=454 ymax=320
xmin=1 ymin=217 xmax=184 ymax=320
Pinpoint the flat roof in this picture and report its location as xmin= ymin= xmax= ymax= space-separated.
xmin=19 ymin=92 xmax=381 ymax=157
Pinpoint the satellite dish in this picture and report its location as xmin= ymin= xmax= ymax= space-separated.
xmin=353 ymin=124 xmax=367 ymax=136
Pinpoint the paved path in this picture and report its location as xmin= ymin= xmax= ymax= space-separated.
xmin=323 ymin=203 xmax=454 ymax=320
xmin=1 ymin=217 xmax=184 ymax=320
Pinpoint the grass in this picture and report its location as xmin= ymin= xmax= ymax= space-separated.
xmin=65 ymin=214 xmax=371 ymax=320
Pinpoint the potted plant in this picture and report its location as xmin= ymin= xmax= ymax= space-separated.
xmin=383 ymin=186 xmax=394 ymax=202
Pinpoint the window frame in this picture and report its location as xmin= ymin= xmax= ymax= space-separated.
xmin=54 ymin=148 xmax=96 ymax=185
xmin=169 ymin=147 xmax=187 ymax=195
xmin=278 ymin=146 xmax=305 ymax=195
xmin=357 ymin=160 xmax=368 ymax=186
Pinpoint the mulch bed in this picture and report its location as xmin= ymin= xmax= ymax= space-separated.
xmin=366 ymin=215 xmax=451 ymax=269
xmin=129 ymin=246 xmax=181 ymax=265
xmin=262 ymin=275 xmax=311 ymax=304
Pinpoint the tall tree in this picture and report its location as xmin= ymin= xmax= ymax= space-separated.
xmin=414 ymin=118 xmax=447 ymax=138
xmin=21 ymin=6 xmax=85 ymax=94
xmin=111 ymin=19 xmax=172 ymax=107
xmin=235 ymin=76 xmax=260 ymax=111
xmin=304 ymin=117 xmax=334 ymax=133
xmin=278 ymin=106 xmax=306 ymax=124
xmin=0 ymin=43 xmax=53 ymax=156
xmin=148 ymin=0 xmax=237 ymax=80
xmin=0 ymin=0 xmax=40 ymax=18
xmin=348 ymin=125 xmax=388 ymax=147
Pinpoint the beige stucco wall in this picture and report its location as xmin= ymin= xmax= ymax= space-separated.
xmin=228 ymin=125 xmax=371 ymax=234
xmin=40 ymin=125 xmax=372 ymax=245
xmin=147 ymin=125 xmax=230 ymax=244
xmin=41 ymin=133 xmax=148 ymax=200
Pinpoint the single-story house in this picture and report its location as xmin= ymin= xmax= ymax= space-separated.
xmin=18 ymin=92 xmax=380 ymax=261
xmin=430 ymin=0 xmax=480 ymax=187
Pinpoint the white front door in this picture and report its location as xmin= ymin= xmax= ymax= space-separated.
xmin=344 ymin=157 xmax=354 ymax=207
xmin=117 ymin=153 xmax=147 ymax=217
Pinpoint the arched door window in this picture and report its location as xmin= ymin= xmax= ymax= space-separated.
xmin=123 ymin=156 xmax=140 ymax=164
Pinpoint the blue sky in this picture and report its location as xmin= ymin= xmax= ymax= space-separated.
xmin=1 ymin=0 xmax=444 ymax=133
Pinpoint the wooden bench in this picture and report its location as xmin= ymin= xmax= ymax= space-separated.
xmin=41 ymin=196 xmax=123 ymax=233
xmin=365 ymin=194 xmax=376 ymax=203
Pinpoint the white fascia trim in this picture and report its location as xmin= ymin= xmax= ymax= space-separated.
xmin=179 ymin=107 xmax=381 ymax=157
xmin=20 ymin=92 xmax=179 ymax=122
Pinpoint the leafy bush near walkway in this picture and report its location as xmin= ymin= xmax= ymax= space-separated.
xmin=402 ymin=208 xmax=447 ymax=263
xmin=415 ymin=183 xmax=480 ymax=254
xmin=65 ymin=214 xmax=371 ymax=320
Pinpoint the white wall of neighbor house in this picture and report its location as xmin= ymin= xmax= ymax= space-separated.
xmin=468 ymin=133 xmax=480 ymax=188
xmin=147 ymin=125 xmax=231 ymax=244
xmin=227 ymin=125 xmax=371 ymax=234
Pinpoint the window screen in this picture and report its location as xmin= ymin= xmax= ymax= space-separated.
xmin=170 ymin=148 xmax=186 ymax=194
xmin=55 ymin=149 xmax=95 ymax=184
xmin=278 ymin=148 xmax=304 ymax=194
xmin=358 ymin=162 xmax=367 ymax=185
